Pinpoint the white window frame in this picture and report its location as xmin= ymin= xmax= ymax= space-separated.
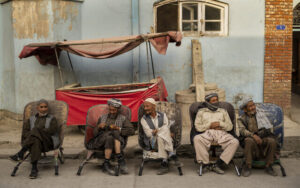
xmin=154 ymin=0 xmax=228 ymax=37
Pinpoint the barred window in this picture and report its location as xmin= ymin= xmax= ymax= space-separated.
xmin=154 ymin=0 xmax=228 ymax=36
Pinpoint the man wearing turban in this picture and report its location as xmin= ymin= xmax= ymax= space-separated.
xmin=10 ymin=99 xmax=59 ymax=179
xmin=140 ymin=98 xmax=178 ymax=175
xmin=88 ymin=98 xmax=135 ymax=176
xmin=238 ymin=98 xmax=277 ymax=177
xmin=193 ymin=93 xmax=239 ymax=174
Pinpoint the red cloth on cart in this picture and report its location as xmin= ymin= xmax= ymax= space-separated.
xmin=56 ymin=78 xmax=168 ymax=126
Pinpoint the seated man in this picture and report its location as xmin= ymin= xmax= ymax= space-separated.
xmin=140 ymin=98 xmax=177 ymax=175
xmin=87 ymin=98 xmax=134 ymax=176
xmin=238 ymin=98 xmax=277 ymax=177
xmin=193 ymin=93 xmax=239 ymax=174
xmin=10 ymin=99 xmax=59 ymax=179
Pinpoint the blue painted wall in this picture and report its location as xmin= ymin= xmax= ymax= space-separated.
xmin=0 ymin=0 xmax=266 ymax=113
xmin=0 ymin=3 xmax=16 ymax=112
xmin=77 ymin=0 xmax=265 ymax=104
xmin=78 ymin=0 xmax=133 ymax=86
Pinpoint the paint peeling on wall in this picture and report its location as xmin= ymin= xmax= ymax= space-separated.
xmin=12 ymin=0 xmax=49 ymax=39
xmin=51 ymin=0 xmax=79 ymax=31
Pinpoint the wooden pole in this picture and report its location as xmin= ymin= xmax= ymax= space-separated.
xmin=192 ymin=40 xmax=205 ymax=102
xmin=148 ymin=41 xmax=156 ymax=79
xmin=54 ymin=48 xmax=64 ymax=87
xmin=146 ymin=40 xmax=151 ymax=81
xmin=27 ymin=32 xmax=171 ymax=47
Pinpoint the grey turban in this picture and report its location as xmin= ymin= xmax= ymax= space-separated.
xmin=239 ymin=98 xmax=253 ymax=110
xmin=205 ymin=93 xmax=218 ymax=102
xmin=37 ymin=99 xmax=49 ymax=106
xmin=107 ymin=98 xmax=122 ymax=108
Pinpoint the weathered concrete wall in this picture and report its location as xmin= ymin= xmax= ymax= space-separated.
xmin=139 ymin=0 xmax=265 ymax=106
xmin=79 ymin=0 xmax=133 ymax=86
xmin=51 ymin=0 xmax=81 ymax=88
xmin=1 ymin=0 xmax=266 ymax=113
xmin=12 ymin=0 xmax=56 ymax=113
xmin=0 ymin=0 xmax=82 ymax=113
xmin=0 ymin=2 xmax=16 ymax=112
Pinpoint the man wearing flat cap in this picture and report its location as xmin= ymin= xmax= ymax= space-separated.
xmin=141 ymin=98 xmax=177 ymax=175
xmin=88 ymin=98 xmax=134 ymax=176
xmin=10 ymin=99 xmax=59 ymax=179
xmin=238 ymin=98 xmax=277 ymax=177
xmin=193 ymin=93 xmax=239 ymax=174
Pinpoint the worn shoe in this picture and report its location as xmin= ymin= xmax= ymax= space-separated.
xmin=169 ymin=155 xmax=182 ymax=167
xmin=118 ymin=159 xmax=129 ymax=175
xmin=242 ymin=165 xmax=252 ymax=177
xmin=29 ymin=168 xmax=38 ymax=179
xmin=211 ymin=164 xmax=224 ymax=174
xmin=265 ymin=166 xmax=277 ymax=176
xmin=196 ymin=164 xmax=209 ymax=174
xmin=103 ymin=162 xmax=116 ymax=176
xmin=157 ymin=162 xmax=169 ymax=175
xmin=9 ymin=154 xmax=20 ymax=162
xmin=9 ymin=153 xmax=23 ymax=162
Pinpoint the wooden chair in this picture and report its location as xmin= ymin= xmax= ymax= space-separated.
xmin=11 ymin=100 xmax=68 ymax=176
xmin=189 ymin=101 xmax=240 ymax=176
xmin=76 ymin=104 xmax=131 ymax=176
xmin=138 ymin=101 xmax=183 ymax=176
xmin=238 ymin=103 xmax=286 ymax=176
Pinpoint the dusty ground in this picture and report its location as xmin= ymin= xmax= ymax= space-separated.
xmin=1 ymin=158 xmax=300 ymax=188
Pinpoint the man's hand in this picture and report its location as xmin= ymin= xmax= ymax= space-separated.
xmin=210 ymin=122 xmax=220 ymax=129
xmin=152 ymin=129 xmax=158 ymax=136
xmin=98 ymin=122 xmax=106 ymax=129
xmin=171 ymin=132 xmax=175 ymax=138
xmin=110 ymin=124 xmax=120 ymax=130
xmin=253 ymin=134 xmax=262 ymax=145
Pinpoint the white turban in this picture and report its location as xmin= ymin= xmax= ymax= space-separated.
xmin=144 ymin=98 xmax=156 ymax=105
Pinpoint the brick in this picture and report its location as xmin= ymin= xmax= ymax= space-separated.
xmin=264 ymin=0 xmax=292 ymax=111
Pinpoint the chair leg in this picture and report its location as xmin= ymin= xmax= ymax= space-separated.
xmin=76 ymin=151 xmax=94 ymax=176
xmin=177 ymin=166 xmax=183 ymax=176
xmin=212 ymin=147 xmax=217 ymax=158
xmin=277 ymin=162 xmax=286 ymax=177
xmin=54 ymin=150 xmax=59 ymax=176
xmin=11 ymin=153 xmax=30 ymax=177
xmin=231 ymin=160 xmax=241 ymax=176
xmin=58 ymin=147 xmax=64 ymax=164
xmin=138 ymin=159 xmax=145 ymax=176
xmin=199 ymin=163 xmax=203 ymax=176
xmin=115 ymin=164 xmax=120 ymax=176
